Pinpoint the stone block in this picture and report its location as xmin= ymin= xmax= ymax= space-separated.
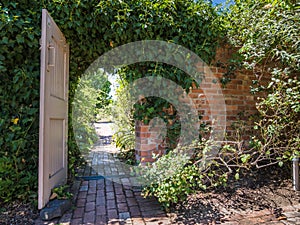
xmin=40 ymin=199 xmax=72 ymax=221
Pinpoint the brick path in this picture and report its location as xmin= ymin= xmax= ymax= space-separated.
xmin=35 ymin=123 xmax=171 ymax=225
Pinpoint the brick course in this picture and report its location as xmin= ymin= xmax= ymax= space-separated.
xmin=135 ymin=60 xmax=269 ymax=162
xmin=135 ymin=120 xmax=166 ymax=165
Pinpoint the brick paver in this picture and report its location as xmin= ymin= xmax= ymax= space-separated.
xmin=35 ymin=122 xmax=171 ymax=225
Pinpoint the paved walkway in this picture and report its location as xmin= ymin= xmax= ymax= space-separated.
xmin=35 ymin=123 xmax=171 ymax=225
xmin=35 ymin=122 xmax=300 ymax=225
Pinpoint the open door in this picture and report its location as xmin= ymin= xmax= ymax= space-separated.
xmin=38 ymin=9 xmax=69 ymax=209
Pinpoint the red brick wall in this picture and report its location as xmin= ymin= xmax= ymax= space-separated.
xmin=135 ymin=46 xmax=269 ymax=163
xmin=135 ymin=120 xmax=166 ymax=165
xmin=189 ymin=67 xmax=259 ymax=139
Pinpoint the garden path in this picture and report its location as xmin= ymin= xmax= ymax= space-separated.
xmin=35 ymin=122 xmax=171 ymax=225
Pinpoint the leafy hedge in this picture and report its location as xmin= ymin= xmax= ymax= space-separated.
xmin=0 ymin=1 xmax=42 ymax=203
xmin=0 ymin=0 xmax=223 ymax=203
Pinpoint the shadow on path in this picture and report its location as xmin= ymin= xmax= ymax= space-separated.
xmin=36 ymin=122 xmax=171 ymax=225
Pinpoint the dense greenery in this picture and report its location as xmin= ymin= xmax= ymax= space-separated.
xmin=142 ymin=0 xmax=300 ymax=208
xmin=225 ymin=0 xmax=300 ymax=164
xmin=111 ymin=77 xmax=135 ymax=152
xmin=0 ymin=0 xmax=223 ymax=204
xmin=0 ymin=1 xmax=42 ymax=203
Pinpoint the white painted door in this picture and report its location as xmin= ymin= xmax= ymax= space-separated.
xmin=38 ymin=9 xmax=69 ymax=209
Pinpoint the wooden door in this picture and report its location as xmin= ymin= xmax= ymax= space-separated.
xmin=38 ymin=9 xmax=69 ymax=209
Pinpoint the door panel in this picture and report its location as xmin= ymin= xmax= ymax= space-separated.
xmin=49 ymin=119 xmax=65 ymax=178
xmin=38 ymin=9 xmax=69 ymax=209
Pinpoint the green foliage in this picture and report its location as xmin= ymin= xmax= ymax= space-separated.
xmin=225 ymin=0 xmax=299 ymax=71
xmin=225 ymin=0 xmax=300 ymax=165
xmin=141 ymin=141 xmax=231 ymax=208
xmin=253 ymin=71 xmax=300 ymax=163
xmin=143 ymin=163 xmax=201 ymax=208
xmin=141 ymin=148 xmax=198 ymax=208
xmin=117 ymin=148 xmax=136 ymax=165
xmin=72 ymin=70 xmax=109 ymax=153
xmin=0 ymin=1 xmax=41 ymax=203
xmin=111 ymin=78 xmax=135 ymax=151
xmin=113 ymin=129 xmax=135 ymax=151
xmin=0 ymin=0 xmax=223 ymax=204
xmin=96 ymin=79 xmax=112 ymax=110
xmin=52 ymin=185 xmax=73 ymax=200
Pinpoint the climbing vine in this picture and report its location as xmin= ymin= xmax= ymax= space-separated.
xmin=0 ymin=0 xmax=223 ymax=203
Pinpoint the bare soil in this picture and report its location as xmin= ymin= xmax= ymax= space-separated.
xmin=169 ymin=165 xmax=300 ymax=224
xmin=0 ymin=201 xmax=38 ymax=225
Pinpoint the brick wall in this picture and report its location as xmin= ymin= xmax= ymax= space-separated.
xmin=134 ymin=46 xmax=269 ymax=163
xmin=189 ymin=67 xmax=260 ymax=139
xmin=135 ymin=120 xmax=166 ymax=165
xmin=135 ymin=68 xmax=262 ymax=163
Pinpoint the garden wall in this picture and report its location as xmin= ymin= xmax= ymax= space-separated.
xmin=135 ymin=47 xmax=269 ymax=164
xmin=135 ymin=120 xmax=167 ymax=164
xmin=190 ymin=67 xmax=258 ymax=138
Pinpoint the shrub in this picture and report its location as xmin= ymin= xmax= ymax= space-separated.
xmin=111 ymin=78 xmax=135 ymax=151
xmin=252 ymin=71 xmax=300 ymax=164
xmin=143 ymin=163 xmax=202 ymax=209
xmin=140 ymin=141 xmax=235 ymax=208
xmin=225 ymin=0 xmax=300 ymax=165
xmin=141 ymin=149 xmax=202 ymax=208
xmin=0 ymin=1 xmax=41 ymax=203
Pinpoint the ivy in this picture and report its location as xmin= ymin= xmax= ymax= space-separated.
xmin=0 ymin=1 xmax=42 ymax=203
xmin=0 ymin=0 xmax=223 ymax=203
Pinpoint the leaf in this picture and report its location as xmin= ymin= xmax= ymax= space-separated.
xmin=2 ymin=37 xmax=9 ymax=44
xmin=241 ymin=154 xmax=251 ymax=164
xmin=235 ymin=172 xmax=239 ymax=180
xmin=16 ymin=34 xmax=24 ymax=44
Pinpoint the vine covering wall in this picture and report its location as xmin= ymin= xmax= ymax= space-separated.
xmin=0 ymin=0 xmax=223 ymax=203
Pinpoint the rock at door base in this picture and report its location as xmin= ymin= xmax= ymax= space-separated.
xmin=40 ymin=199 xmax=72 ymax=221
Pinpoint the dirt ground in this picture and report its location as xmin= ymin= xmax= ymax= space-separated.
xmin=0 ymin=201 xmax=39 ymax=225
xmin=169 ymin=165 xmax=300 ymax=224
